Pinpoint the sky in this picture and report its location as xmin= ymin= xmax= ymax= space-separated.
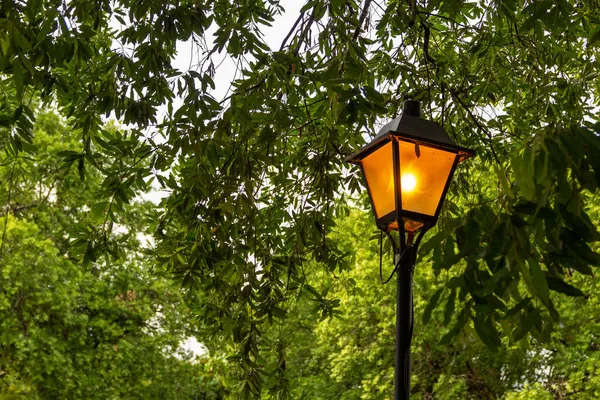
xmin=173 ymin=1 xmax=304 ymax=103
xmin=140 ymin=0 xmax=305 ymax=206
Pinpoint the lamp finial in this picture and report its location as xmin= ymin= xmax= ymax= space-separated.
xmin=403 ymin=100 xmax=421 ymax=117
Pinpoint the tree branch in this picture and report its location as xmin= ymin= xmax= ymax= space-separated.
xmin=279 ymin=11 xmax=306 ymax=51
xmin=421 ymin=21 xmax=436 ymax=65
xmin=444 ymin=82 xmax=502 ymax=165
xmin=0 ymin=159 xmax=17 ymax=258
xmin=353 ymin=0 xmax=372 ymax=41
xmin=293 ymin=8 xmax=316 ymax=58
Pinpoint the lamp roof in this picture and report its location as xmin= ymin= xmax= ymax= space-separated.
xmin=346 ymin=101 xmax=475 ymax=164
xmin=374 ymin=113 xmax=454 ymax=145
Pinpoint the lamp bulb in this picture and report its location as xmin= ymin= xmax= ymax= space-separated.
xmin=401 ymin=173 xmax=417 ymax=193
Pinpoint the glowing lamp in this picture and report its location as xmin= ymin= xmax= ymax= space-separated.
xmin=345 ymin=100 xmax=475 ymax=400
xmin=346 ymin=100 xmax=475 ymax=233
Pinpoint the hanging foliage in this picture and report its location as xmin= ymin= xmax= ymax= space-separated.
xmin=1 ymin=0 xmax=600 ymax=397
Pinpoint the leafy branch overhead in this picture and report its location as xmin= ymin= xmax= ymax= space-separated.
xmin=2 ymin=0 xmax=600 ymax=397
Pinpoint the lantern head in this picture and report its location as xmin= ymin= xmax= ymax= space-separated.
xmin=346 ymin=100 xmax=475 ymax=232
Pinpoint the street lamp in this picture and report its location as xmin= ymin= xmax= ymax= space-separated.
xmin=345 ymin=100 xmax=474 ymax=400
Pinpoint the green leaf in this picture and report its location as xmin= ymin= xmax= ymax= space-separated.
xmin=529 ymin=258 xmax=549 ymax=303
xmin=304 ymin=284 xmax=322 ymax=300
xmin=90 ymin=202 xmax=110 ymax=223
xmin=446 ymin=276 xmax=464 ymax=290
xmin=13 ymin=60 xmax=24 ymax=99
xmin=443 ymin=290 xmax=456 ymax=325
xmin=420 ymin=218 xmax=464 ymax=257
xmin=270 ymin=306 xmax=287 ymax=319
xmin=272 ymin=51 xmax=297 ymax=64
xmin=517 ymin=257 xmax=537 ymax=297
xmin=544 ymin=137 xmax=568 ymax=172
xmin=512 ymin=311 xmax=535 ymax=342
xmin=589 ymin=27 xmax=600 ymax=47
xmin=300 ymin=0 xmax=318 ymax=12
xmin=511 ymin=149 xmax=535 ymax=201
xmin=512 ymin=200 xmax=537 ymax=215
xmin=473 ymin=314 xmax=502 ymax=350
xmin=438 ymin=236 xmax=459 ymax=270
xmin=423 ymin=288 xmax=443 ymax=325
xmin=439 ymin=326 xmax=461 ymax=345
xmin=57 ymin=150 xmax=80 ymax=157
xmin=18 ymin=53 xmax=35 ymax=75
xmin=456 ymin=213 xmax=480 ymax=254
xmin=512 ymin=223 xmax=531 ymax=255
xmin=78 ymin=157 xmax=85 ymax=182
xmin=12 ymin=27 xmax=31 ymax=51
xmin=494 ymin=164 xmax=515 ymax=200
xmin=503 ymin=298 xmax=531 ymax=320
xmin=546 ymin=277 xmax=584 ymax=298
xmin=558 ymin=204 xmax=600 ymax=242
xmin=561 ymin=229 xmax=600 ymax=267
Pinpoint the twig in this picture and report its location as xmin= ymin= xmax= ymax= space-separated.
xmin=279 ymin=11 xmax=306 ymax=51
xmin=0 ymin=158 xmax=17 ymax=259
xmin=421 ymin=21 xmax=436 ymax=65
xmin=417 ymin=10 xmax=474 ymax=30
xmin=219 ymin=75 xmax=267 ymax=105
xmin=293 ymin=8 xmax=316 ymax=58
xmin=444 ymin=83 xmax=502 ymax=165
xmin=353 ymin=0 xmax=372 ymax=41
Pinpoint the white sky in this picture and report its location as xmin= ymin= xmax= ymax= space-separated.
xmin=172 ymin=1 xmax=304 ymax=103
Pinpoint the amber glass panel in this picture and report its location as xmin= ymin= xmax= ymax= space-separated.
xmin=398 ymin=140 xmax=456 ymax=216
xmin=361 ymin=142 xmax=395 ymax=218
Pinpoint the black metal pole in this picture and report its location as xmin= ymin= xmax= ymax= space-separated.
xmin=395 ymin=245 xmax=415 ymax=400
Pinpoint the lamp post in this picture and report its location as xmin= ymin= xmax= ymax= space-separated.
xmin=345 ymin=100 xmax=474 ymax=400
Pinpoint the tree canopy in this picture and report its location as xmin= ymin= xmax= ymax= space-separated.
xmin=2 ymin=0 xmax=600 ymax=397
xmin=273 ymin=209 xmax=600 ymax=399
xmin=0 ymin=111 xmax=229 ymax=398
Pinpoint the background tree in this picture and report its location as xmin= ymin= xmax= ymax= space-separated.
xmin=0 ymin=111 xmax=228 ymax=399
xmin=2 ymin=0 xmax=600 ymax=397
xmin=260 ymin=208 xmax=600 ymax=399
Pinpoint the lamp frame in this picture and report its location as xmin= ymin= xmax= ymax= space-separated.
xmin=345 ymin=101 xmax=475 ymax=400
xmin=348 ymin=131 xmax=473 ymax=232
